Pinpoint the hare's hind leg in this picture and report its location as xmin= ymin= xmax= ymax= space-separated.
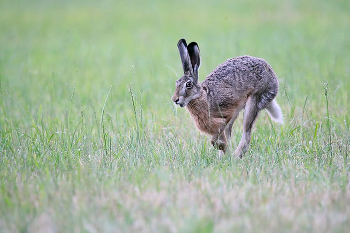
xmin=235 ymin=95 xmax=261 ymax=158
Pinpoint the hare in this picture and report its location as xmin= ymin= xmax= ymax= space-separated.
xmin=171 ymin=39 xmax=283 ymax=158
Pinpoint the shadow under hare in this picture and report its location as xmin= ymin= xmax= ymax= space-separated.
xmin=171 ymin=39 xmax=283 ymax=158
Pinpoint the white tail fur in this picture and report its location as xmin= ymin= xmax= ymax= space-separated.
xmin=266 ymin=99 xmax=284 ymax=124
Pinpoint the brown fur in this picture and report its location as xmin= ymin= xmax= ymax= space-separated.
xmin=172 ymin=39 xmax=283 ymax=158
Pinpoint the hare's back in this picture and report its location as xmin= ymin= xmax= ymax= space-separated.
xmin=202 ymin=55 xmax=279 ymax=112
xmin=204 ymin=55 xmax=277 ymax=89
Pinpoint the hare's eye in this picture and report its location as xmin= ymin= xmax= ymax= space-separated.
xmin=186 ymin=81 xmax=192 ymax=88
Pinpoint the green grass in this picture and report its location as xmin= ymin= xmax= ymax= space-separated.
xmin=1 ymin=0 xmax=350 ymax=232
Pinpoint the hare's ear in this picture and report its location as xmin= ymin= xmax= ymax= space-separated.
xmin=177 ymin=39 xmax=192 ymax=75
xmin=187 ymin=42 xmax=201 ymax=78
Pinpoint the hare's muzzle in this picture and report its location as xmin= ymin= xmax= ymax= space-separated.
xmin=171 ymin=94 xmax=179 ymax=103
xmin=172 ymin=96 xmax=185 ymax=107
xmin=173 ymin=98 xmax=180 ymax=106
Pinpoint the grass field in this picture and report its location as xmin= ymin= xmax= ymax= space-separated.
xmin=1 ymin=0 xmax=350 ymax=232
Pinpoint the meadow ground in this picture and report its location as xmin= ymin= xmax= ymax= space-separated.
xmin=0 ymin=0 xmax=349 ymax=232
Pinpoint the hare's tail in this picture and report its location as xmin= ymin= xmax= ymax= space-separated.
xmin=266 ymin=99 xmax=284 ymax=124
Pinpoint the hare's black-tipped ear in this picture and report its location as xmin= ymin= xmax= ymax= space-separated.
xmin=177 ymin=39 xmax=192 ymax=75
xmin=187 ymin=42 xmax=201 ymax=75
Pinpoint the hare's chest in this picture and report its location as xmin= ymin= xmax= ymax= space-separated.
xmin=192 ymin=111 xmax=212 ymax=134
xmin=187 ymin=106 xmax=224 ymax=135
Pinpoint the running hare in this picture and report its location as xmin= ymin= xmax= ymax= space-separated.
xmin=171 ymin=39 xmax=283 ymax=158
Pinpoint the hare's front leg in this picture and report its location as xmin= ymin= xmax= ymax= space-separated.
xmin=211 ymin=111 xmax=241 ymax=157
xmin=210 ymin=126 xmax=227 ymax=153
xmin=235 ymin=95 xmax=261 ymax=158
xmin=224 ymin=110 xmax=240 ymax=143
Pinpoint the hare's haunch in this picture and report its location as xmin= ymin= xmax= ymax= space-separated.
xmin=172 ymin=39 xmax=283 ymax=158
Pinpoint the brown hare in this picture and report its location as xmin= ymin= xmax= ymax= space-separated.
xmin=171 ymin=39 xmax=283 ymax=158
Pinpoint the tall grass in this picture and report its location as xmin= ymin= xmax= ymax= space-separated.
xmin=0 ymin=0 xmax=349 ymax=232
